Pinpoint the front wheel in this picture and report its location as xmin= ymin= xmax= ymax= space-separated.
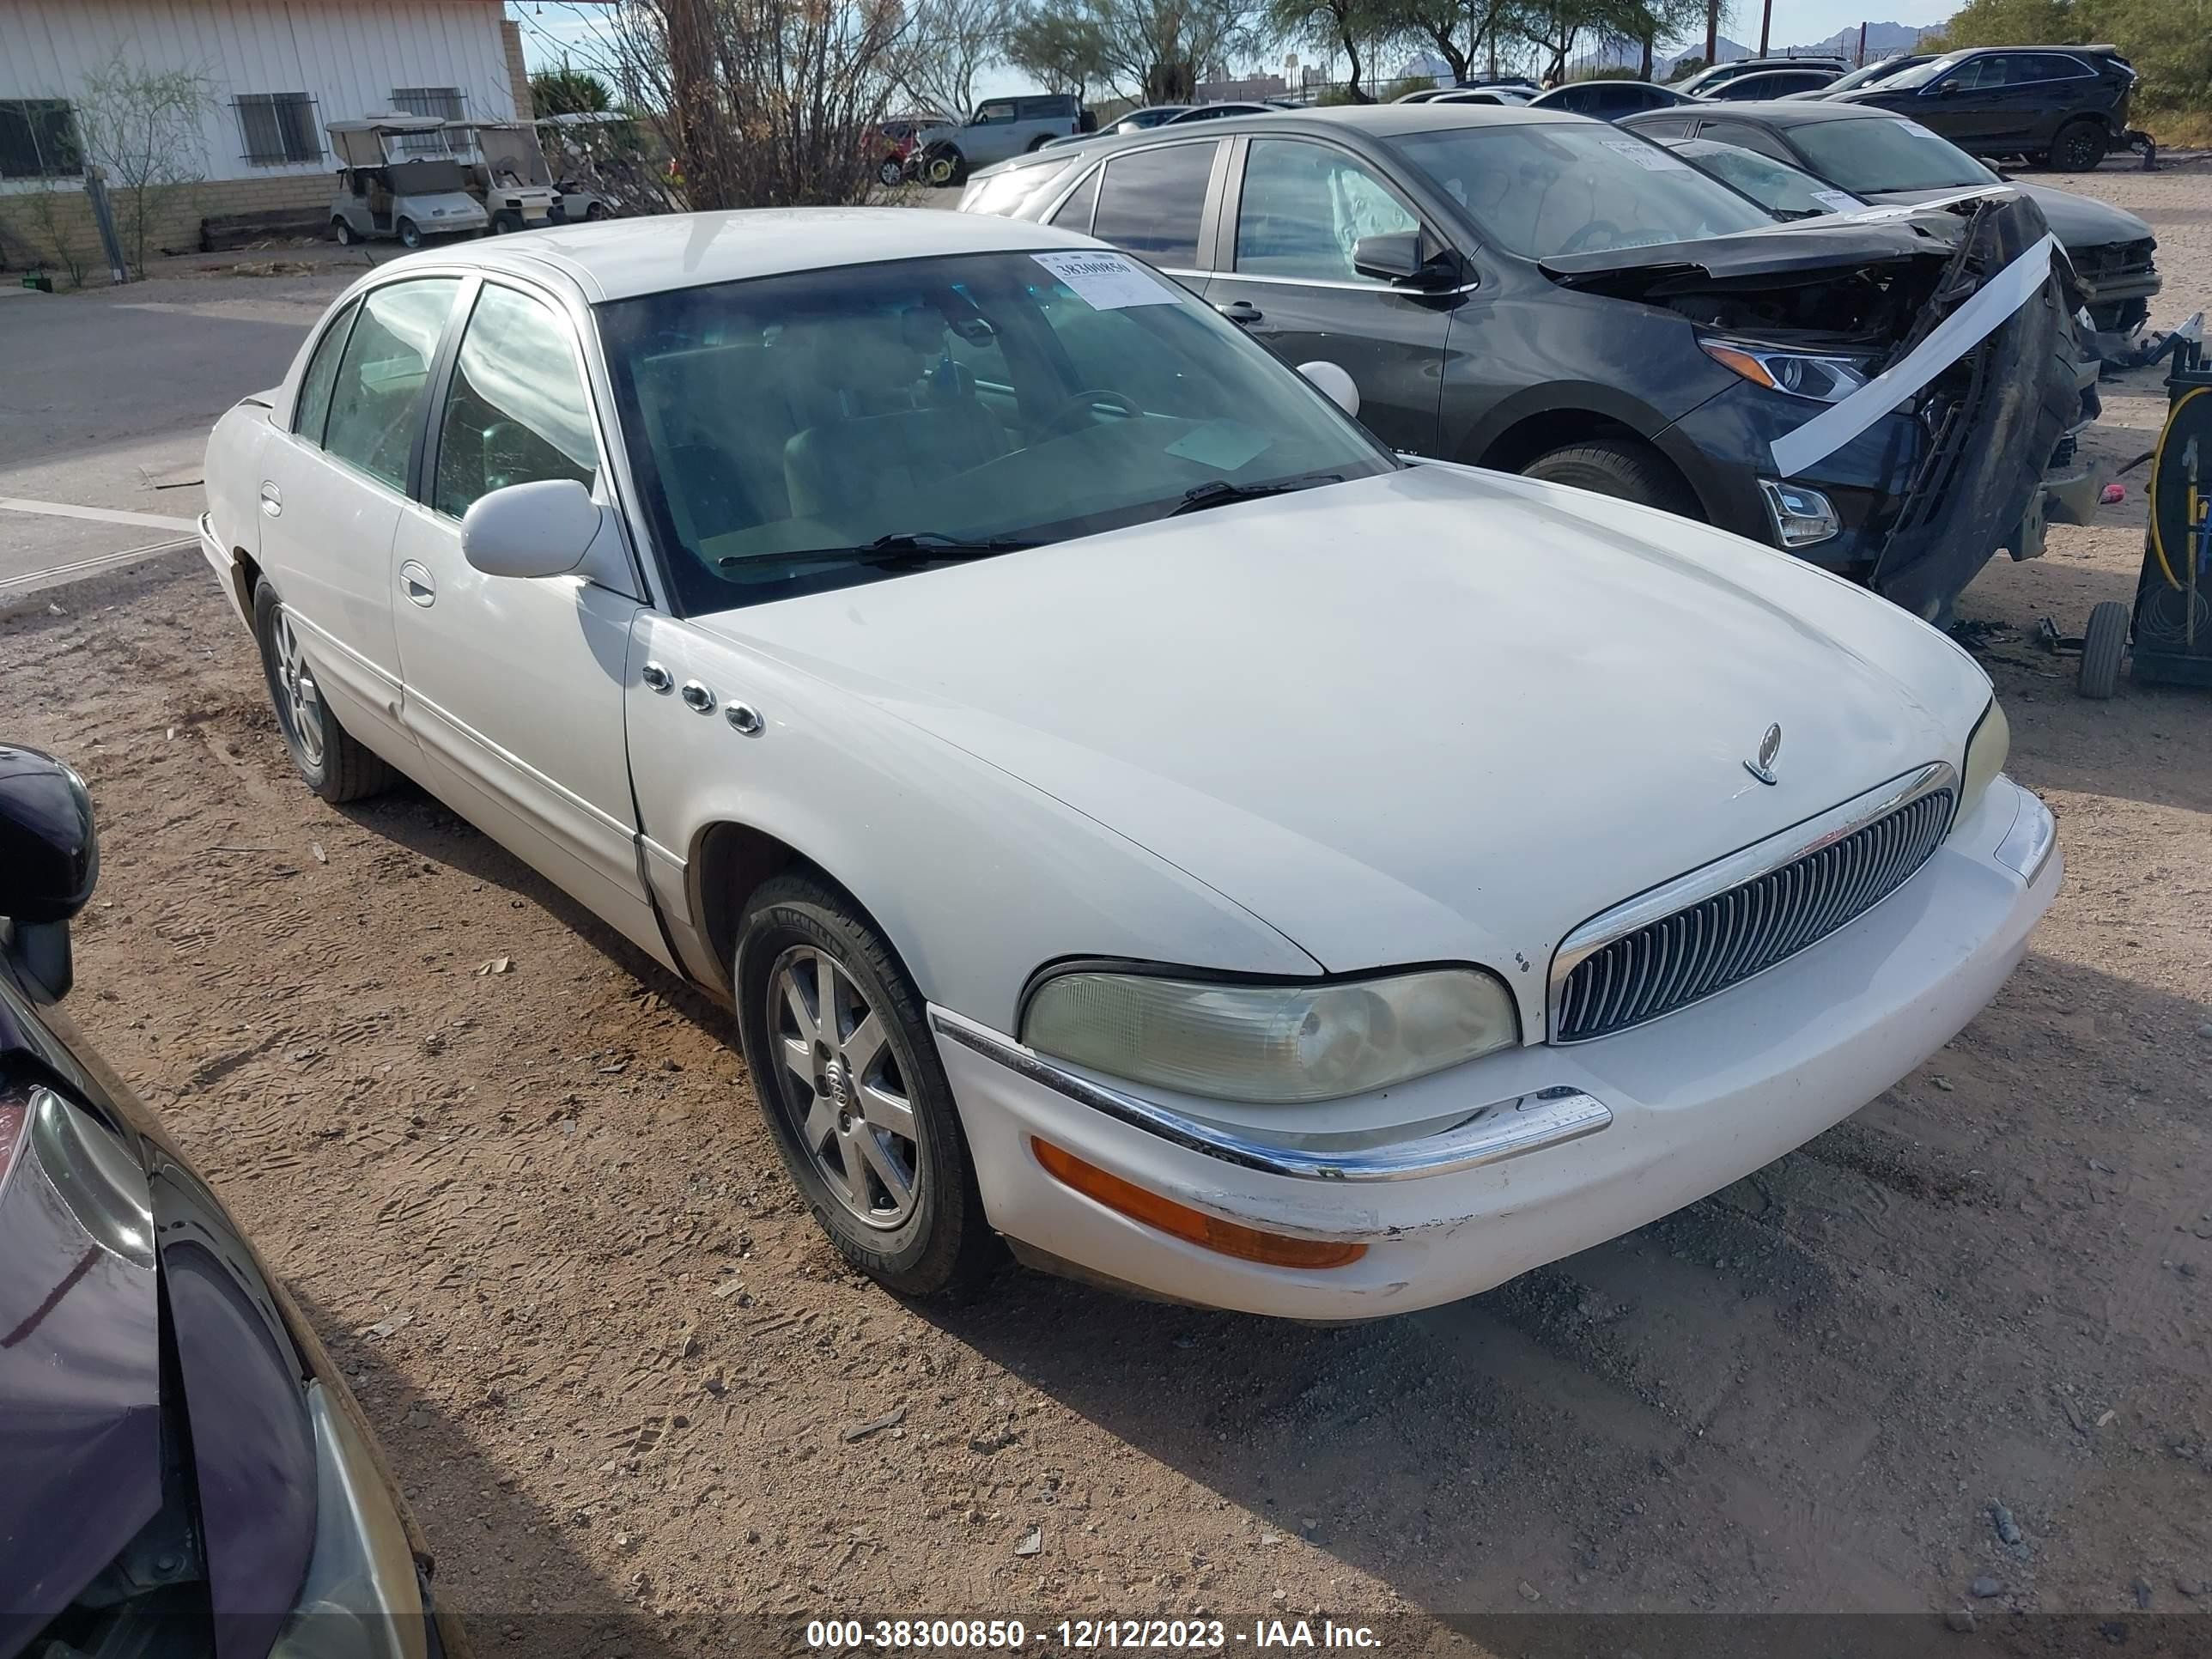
xmin=584 ymin=202 xmax=609 ymax=221
xmin=489 ymin=210 xmax=523 ymax=234
xmin=397 ymin=217 xmax=422 ymax=249
xmin=1522 ymin=438 xmax=1698 ymax=519
xmin=331 ymin=218 xmax=356 ymax=246
xmin=879 ymin=157 xmax=905 ymax=187
xmin=733 ymin=874 xmax=999 ymax=1297
xmin=923 ymin=149 xmax=963 ymax=186
xmin=252 ymin=580 xmax=395 ymax=803
xmin=2051 ymin=119 xmax=2107 ymax=171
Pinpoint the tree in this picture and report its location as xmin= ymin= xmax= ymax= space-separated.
xmin=1598 ymin=0 xmax=1705 ymax=79
xmin=600 ymin=0 xmax=908 ymax=210
xmin=1030 ymin=0 xmax=1258 ymax=102
xmin=71 ymin=53 xmax=212 ymax=276
xmin=1391 ymin=0 xmax=1533 ymax=86
xmin=1266 ymin=0 xmax=1395 ymax=100
xmin=896 ymin=0 xmax=1017 ymax=116
xmin=1006 ymin=0 xmax=1110 ymax=95
xmin=531 ymin=61 xmax=616 ymax=116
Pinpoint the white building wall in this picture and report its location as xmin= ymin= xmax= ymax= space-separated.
xmin=0 ymin=0 xmax=516 ymax=187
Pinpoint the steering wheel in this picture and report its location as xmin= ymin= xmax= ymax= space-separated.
xmin=1037 ymin=389 xmax=1142 ymax=439
xmin=1558 ymin=220 xmax=1624 ymax=256
xmin=480 ymin=421 xmax=537 ymax=495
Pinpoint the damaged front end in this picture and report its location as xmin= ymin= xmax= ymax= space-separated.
xmin=1543 ymin=192 xmax=2087 ymax=621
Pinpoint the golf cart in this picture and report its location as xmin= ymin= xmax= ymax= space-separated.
xmin=534 ymin=113 xmax=626 ymax=222
xmin=326 ymin=115 xmax=487 ymax=248
xmin=451 ymin=119 xmax=563 ymax=233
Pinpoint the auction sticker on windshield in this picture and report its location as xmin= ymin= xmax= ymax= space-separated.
xmin=1602 ymin=140 xmax=1690 ymax=171
xmin=1032 ymin=251 xmax=1181 ymax=310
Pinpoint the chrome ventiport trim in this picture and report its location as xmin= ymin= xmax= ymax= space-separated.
xmin=1548 ymin=762 xmax=1958 ymax=1041
xmin=930 ymin=1007 xmax=1610 ymax=1182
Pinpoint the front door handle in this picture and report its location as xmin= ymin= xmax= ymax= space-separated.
xmin=399 ymin=561 xmax=436 ymax=607
xmin=259 ymin=483 xmax=282 ymax=517
xmin=1215 ymin=300 xmax=1263 ymax=325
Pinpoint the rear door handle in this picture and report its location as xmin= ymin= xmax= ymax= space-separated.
xmin=1215 ymin=300 xmax=1263 ymax=325
xmin=258 ymin=483 xmax=282 ymax=517
xmin=400 ymin=560 xmax=436 ymax=607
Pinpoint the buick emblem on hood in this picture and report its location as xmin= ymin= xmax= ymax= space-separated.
xmin=1744 ymin=723 xmax=1784 ymax=786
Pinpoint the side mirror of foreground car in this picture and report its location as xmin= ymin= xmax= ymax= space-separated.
xmin=0 ymin=744 xmax=98 ymax=1004
xmin=461 ymin=477 xmax=619 ymax=583
xmin=1297 ymin=360 xmax=1362 ymax=419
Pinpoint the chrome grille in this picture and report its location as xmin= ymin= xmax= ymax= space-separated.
xmin=1553 ymin=786 xmax=1954 ymax=1043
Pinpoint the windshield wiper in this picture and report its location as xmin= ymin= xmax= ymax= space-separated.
xmin=717 ymin=531 xmax=1038 ymax=570
xmin=1168 ymin=472 xmax=1344 ymax=517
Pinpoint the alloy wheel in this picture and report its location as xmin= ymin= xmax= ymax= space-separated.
xmin=271 ymin=610 xmax=325 ymax=769
xmin=767 ymin=945 xmax=921 ymax=1230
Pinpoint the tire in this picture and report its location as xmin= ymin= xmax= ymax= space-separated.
xmin=489 ymin=210 xmax=523 ymax=234
xmin=879 ymin=157 xmax=905 ymax=187
xmin=924 ymin=149 xmax=963 ymax=187
xmin=397 ymin=217 xmax=422 ymax=250
xmin=733 ymin=873 xmax=1000 ymax=1298
xmin=2051 ymin=119 xmax=2107 ymax=172
xmin=252 ymin=580 xmax=396 ymax=804
xmin=1024 ymin=134 xmax=1053 ymax=151
xmin=2078 ymin=599 xmax=2129 ymax=698
xmin=331 ymin=218 xmax=356 ymax=246
xmin=584 ymin=202 xmax=609 ymax=222
xmin=1522 ymin=438 xmax=1699 ymax=519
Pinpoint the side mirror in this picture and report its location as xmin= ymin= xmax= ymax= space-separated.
xmin=0 ymin=744 xmax=98 ymax=1003
xmin=1297 ymin=361 xmax=1360 ymax=419
xmin=1352 ymin=231 xmax=1423 ymax=283
xmin=461 ymin=477 xmax=611 ymax=580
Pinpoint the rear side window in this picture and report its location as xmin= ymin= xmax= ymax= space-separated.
xmin=292 ymin=298 xmax=359 ymax=444
xmin=2015 ymin=53 xmax=2091 ymax=82
xmin=1697 ymin=119 xmax=1796 ymax=163
xmin=322 ymin=277 xmax=462 ymax=491
xmin=1092 ymin=143 xmax=1214 ymax=268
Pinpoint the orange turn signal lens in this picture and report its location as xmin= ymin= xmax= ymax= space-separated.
xmin=1030 ymin=1138 xmax=1367 ymax=1270
xmin=1700 ymin=341 xmax=1779 ymax=390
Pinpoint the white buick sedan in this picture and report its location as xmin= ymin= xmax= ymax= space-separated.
xmin=199 ymin=210 xmax=2057 ymax=1319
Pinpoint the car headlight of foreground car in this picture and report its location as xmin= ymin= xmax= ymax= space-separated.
xmin=1958 ymin=695 xmax=2009 ymax=826
xmin=1701 ymin=337 xmax=1872 ymax=404
xmin=1021 ymin=965 xmax=1520 ymax=1103
xmin=270 ymin=1383 xmax=433 ymax=1659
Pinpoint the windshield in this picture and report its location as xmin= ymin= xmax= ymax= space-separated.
xmin=1670 ymin=139 xmax=1864 ymax=217
xmin=1385 ymin=124 xmax=1774 ymax=259
xmin=1790 ymin=116 xmax=1996 ymax=191
xmin=1826 ymin=57 xmax=1915 ymax=92
xmin=1879 ymin=53 xmax=1961 ymax=91
xmin=598 ymin=251 xmax=1394 ymax=612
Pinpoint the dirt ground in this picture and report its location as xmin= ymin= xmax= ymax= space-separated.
xmin=4 ymin=161 xmax=2210 ymax=1654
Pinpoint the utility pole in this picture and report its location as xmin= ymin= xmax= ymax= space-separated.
xmin=1758 ymin=0 xmax=1771 ymax=55
xmin=1704 ymin=0 xmax=1718 ymax=65
xmin=1856 ymin=20 xmax=1868 ymax=65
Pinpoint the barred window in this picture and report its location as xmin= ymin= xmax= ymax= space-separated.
xmin=0 ymin=99 xmax=82 ymax=179
xmin=390 ymin=86 xmax=466 ymax=153
xmin=234 ymin=93 xmax=321 ymax=165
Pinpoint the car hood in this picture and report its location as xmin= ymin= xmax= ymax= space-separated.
xmin=692 ymin=465 xmax=1990 ymax=995
xmin=1863 ymin=182 xmax=2151 ymax=250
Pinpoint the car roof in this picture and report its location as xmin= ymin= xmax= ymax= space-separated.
xmin=969 ymin=100 xmax=1584 ymax=177
xmin=392 ymin=206 xmax=1112 ymax=302
xmin=1626 ymin=99 xmax=1907 ymax=126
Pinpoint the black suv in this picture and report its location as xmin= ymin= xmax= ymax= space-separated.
xmin=1830 ymin=46 xmax=2136 ymax=170
xmin=962 ymin=104 xmax=2086 ymax=620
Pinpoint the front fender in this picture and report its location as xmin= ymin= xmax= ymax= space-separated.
xmin=624 ymin=611 xmax=1321 ymax=1030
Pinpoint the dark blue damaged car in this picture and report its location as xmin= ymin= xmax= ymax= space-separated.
xmin=0 ymin=744 xmax=458 ymax=1659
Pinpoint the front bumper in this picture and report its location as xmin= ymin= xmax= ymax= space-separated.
xmin=936 ymin=776 xmax=2058 ymax=1321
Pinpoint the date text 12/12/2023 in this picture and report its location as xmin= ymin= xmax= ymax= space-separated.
xmin=804 ymin=1620 xmax=1383 ymax=1650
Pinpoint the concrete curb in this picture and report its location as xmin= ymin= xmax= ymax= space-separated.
xmin=0 ymin=540 xmax=199 ymax=624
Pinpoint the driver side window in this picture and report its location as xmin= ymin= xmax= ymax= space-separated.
xmin=433 ymin=283 xmax=600 ymax=520
xmin=972 ymin=100 xmax=1016 ymax=126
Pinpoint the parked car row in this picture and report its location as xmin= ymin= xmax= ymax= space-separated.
xmin=960 ymin=101 xmax=2102 ymax=620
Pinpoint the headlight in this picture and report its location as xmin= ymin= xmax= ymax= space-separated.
xmin=1021 ymin=966 xmax=1520 ymax=1103
xmin=1958 ymin=696 xmax=2009 ymax=825
xmin=270 ymin=1382 xmax=430 ymax=1659
xmin=1701 ymin=339 xmax=1871 ymax=404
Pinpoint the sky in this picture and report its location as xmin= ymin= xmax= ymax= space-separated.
xmin=504 ymin=0 xmax=1959 ymax=106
